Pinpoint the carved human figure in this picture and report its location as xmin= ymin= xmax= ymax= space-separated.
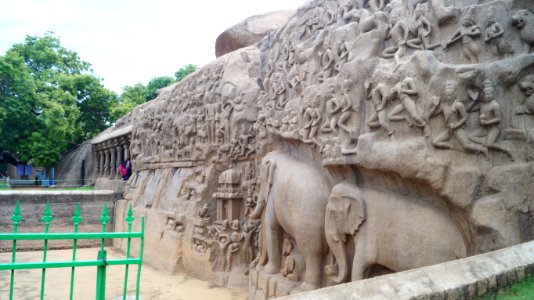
xmin=235 ymin=126 xmax=255 ymax=159
xmin=484 ymin=15 xmax=515 ymax=59
xmin=198 ymin=203 xmax=209 ymax=219
xmin=300 ymin=97 xmax=322 ymax=144
xmin=281 ymin=36 xmax=296 ymax=71
xmin=225 ymin=232 xmax=242 ymax=271
xmin=338 ymin=79 xmax=360 ymax=138
xmin=382 ymin=12 xmax=409 ymax=66
xmin=287 ymin=111 xmax=299 ymax=132
xmin=334 ymin=41 xmax=349 ymax=73
xmin=388 ymin=77 xmax=426 ymax=127
xmin=242 ymin=222 xmax=256 ymax=266
xmin=470 ymin=80 xmax=514 ymax=160
xmin=281 ymin=238 xmax=299 ymax=281
xmin=301 ymin=9 xmax=321 ymax=40
xmin=336 ymin=0 xmax=358 ymax=25
xmin=517 ymin=74 xmax=534 ymax=115
xmin=365 ymin=81 xmax=394 ymax=135
xmin=445 ymin=14 xmax=481 ymax=63
xmin=218 ymin=102 xmax=233 ymax=143
xmin=428 ymin=81 xmax=489 ymax=158
xmin=406 ymin=4 xmax=439 ymax=50
xmin=271 ymin=73 xmax=288 ymax=110
xmin=321 ymin=84 xmax=342 ymax=133
xmin=317 ymin=42 xmax=336 ymax=83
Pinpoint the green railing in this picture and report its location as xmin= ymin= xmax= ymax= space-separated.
xmin=0 ymin=201 xmax=145 ymax=300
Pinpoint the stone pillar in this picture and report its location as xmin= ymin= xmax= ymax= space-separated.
xmin=124 ymin=144 xmax=130 ymax=161
xmin=99 ymin=149 xmax=104 ymax=177
xmin=104 ymin=148 xmax=110 ymax=177
xmin=116 ymin=145 xmax=123 ymax=179
xmin=95 ymin=149 xmax=100 ymax=177
xmin=109 ymin=146 xmax=116 ymax=179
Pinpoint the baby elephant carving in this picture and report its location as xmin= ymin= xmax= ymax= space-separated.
xmin=325 ymin=182 xmax=467 ymax=283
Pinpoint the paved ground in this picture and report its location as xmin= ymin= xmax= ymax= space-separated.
xmin=0 ymin=248 xmax=247 ymax=300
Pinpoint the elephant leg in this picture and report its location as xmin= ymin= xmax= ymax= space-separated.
xmin=264 ymin=215 xmax=282 ymax=274
xmin=351 ymin=232 xmax=374 ymax=281
xmin=292 ymin=243 xmax=323 ymax=293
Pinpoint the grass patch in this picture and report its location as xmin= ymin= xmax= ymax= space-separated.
xmin=0 ymin=185 xmax=95 ymax=191
xmin=479 ymin=275 xmax=534 ymax=300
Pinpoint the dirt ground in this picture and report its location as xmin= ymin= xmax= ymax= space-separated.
xmin=0 ymin=248 xmax=248 ymax=300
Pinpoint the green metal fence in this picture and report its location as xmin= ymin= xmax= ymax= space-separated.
xmin=0 ymin=201 xmax=145 ymax=300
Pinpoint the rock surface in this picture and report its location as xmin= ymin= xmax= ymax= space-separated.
xmin=90 ymin=0 xmax=534 ymax=298
xmin=215 ymin=10 xmax=295 ymax=57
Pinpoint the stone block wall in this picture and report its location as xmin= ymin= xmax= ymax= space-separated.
xmin=0 ymin=190 xmax=119 ymax=251
xmin=278 ymin=241 xmax=534 ymax=300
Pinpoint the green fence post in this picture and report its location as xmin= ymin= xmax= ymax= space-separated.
xmin=96 ymin=202 xmax=110 ymax=300
xmin=69 ymin=202 xmax=83 ymax=300
xmin=122 ymin=204 xmax=135 ymax=300
xmin=9 ymin=200 xmax=23 ymax=300
xmin=40 ymin=201 xmax=55 ymax=300
xmin=135 ymin=216 xmax=145 ymax=300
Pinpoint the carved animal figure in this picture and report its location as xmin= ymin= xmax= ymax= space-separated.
xmin=249 ymin=151 xmax=332 ymax=292
xmin=512 ymin=9 xmax=534 ymax=53
xmin=324 ymin=181 xmax=467 ymax=283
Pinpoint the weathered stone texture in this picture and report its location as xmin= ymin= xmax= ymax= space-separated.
xmin=100 ymin=0 xmax=534 ymax=298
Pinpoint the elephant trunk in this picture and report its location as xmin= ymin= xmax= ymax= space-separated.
xmin=248 ymin=198 xmax=265 ymax=220
xmin=249 ymin=181 xmax=268 ymax=220
xmin=325 ymin=233 xmax=348 ymax=284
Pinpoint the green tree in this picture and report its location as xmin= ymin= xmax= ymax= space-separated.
xmin=1 ymin=32 xmax=116 ymax=167
xmin=0 ymin=51 xmax=39 ymax=161
xmin=110 ymin=83 xmax=148 ymax=121
xmin=146 ymin=76 xmax=175 ymax=101
xmin=174 ymin=64 xmax=198 ymax=82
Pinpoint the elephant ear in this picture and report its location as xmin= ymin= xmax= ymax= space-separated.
xmin=341 ymin=194 xmax=366 ymax=236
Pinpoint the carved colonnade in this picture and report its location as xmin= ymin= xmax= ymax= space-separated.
xmin=92 ymin=135 xmax=131 ymax=179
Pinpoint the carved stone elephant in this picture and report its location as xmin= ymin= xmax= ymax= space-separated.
xmin=249 ymin=151 xmax=332 ymax=291
xmin=324 ymin=181 xmax=467 ymax=283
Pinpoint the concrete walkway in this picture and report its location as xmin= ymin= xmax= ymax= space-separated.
xmin=0 ymin=247 xmax=247 ymax=300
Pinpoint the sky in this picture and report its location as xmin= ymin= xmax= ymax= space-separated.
xmin=0 ymin=0 xmax=303 ymax=93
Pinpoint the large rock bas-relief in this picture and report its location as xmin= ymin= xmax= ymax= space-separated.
xmin=109 ymin=0 xmax=534 ymax=298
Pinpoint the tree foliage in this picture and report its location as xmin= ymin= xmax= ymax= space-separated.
xmin=110 ymin=64 xmax=198 ymax=121
xmin=0 ymin=32 xmax=116 ymax=167
xmin=110 ymin=83 xmax=148 ymax=121
xmin=175 ymin=64 xmax=198 ymax=82
xmin=147 ymin=76 xmax=175 ymax=101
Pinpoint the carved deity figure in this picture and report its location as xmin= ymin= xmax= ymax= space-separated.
xmin=470 ymin=80 xmax=514 ymax=160
xmin=365 ymin=81 xmax=394 ymax=135
xmin=445 ymin=12 xmax=481 ymax=63
xmin=428 ymin=81 xmax=489 ymax=158
xmin=388 ymin=77 xmax=426 ymax=127
xmin=517 ymin=75 xmax=534 ymax=115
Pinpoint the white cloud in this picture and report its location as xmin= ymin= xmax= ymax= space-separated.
xmin=0 ymin=0 xmax=302 ymax=93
